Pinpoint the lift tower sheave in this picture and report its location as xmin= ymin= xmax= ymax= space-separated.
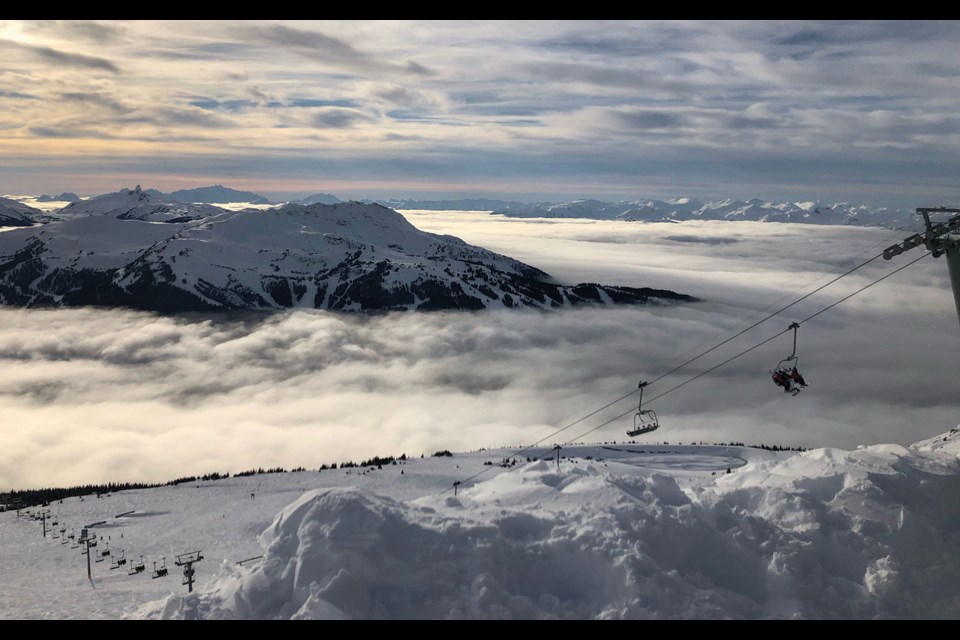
xmin=883 ymin=207 xmax=960 ymax=325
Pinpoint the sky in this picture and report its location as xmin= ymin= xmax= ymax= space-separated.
xmin=1 ymin=20 xmax=959 ymax=207
xmin=1 ymin=211 xmax=957 ymax=490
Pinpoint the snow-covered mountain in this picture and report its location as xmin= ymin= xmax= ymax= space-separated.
xmin=167 ymin=185 xmax=272 ymax=205
xmin=0 ymin=200 xmax=693 ymax=312
xmin=0 ymin=196 xmax=40 ymax=227
xmin=3 ymin=427 xmax=960 ymax=619
xmin=494 ymin=198 xmax=919 ymax=229
xmin=50 ymin=186 xmax=228 ymax=223
xmin=291 ymin=193 xmax=342 ymax=205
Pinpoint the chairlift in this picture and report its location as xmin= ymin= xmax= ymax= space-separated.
xmin=128 ymin=555 xmax=146 ymax=576
xmin=770 ymin=323 xmax=808 ymax=396
xmin=627 ymin=381 xmax=660 ymax=437
xmin=151 ymin=557 xmax=169 ymax=579
xmin=111 ymin=550 xmax=127 ymax=570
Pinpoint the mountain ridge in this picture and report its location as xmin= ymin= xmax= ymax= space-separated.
xmin=492 ymin=197 xmax=921 ymax=228
xmin=0 ymin=200 xmax=694 ymax=313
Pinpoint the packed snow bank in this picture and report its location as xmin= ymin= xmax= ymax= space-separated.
xmin=137 ymin=437 xmax=960 ymax=619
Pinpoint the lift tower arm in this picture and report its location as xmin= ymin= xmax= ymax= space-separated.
xmin=883 ymin=207 xmax=960 ymax=325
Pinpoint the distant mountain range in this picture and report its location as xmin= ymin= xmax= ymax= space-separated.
xmin=35 ymin=192 xmax=80 ymax=203
xmin=0 ymin=191 xmax=694 ymax=313
xmin=12 ymin=187 xmax=928 ymax=230
xmin=369 ymin=198 xmax=532 ymax=211
xmin=491 ymin=198 xmax=920 ymax=228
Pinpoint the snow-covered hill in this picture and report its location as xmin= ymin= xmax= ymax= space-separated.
xmin=3 ymin=428 xmax=959 ymax=619
xmin=0 ymin=200 xmax=693 ymax=312
xmin=0 ymin=196 xmax=40 ymax=227
xmin=494 ymin=198 xmax=918 ymax=229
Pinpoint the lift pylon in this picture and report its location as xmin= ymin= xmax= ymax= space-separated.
xmin=883 ymin=207 xmax=960 ymax=324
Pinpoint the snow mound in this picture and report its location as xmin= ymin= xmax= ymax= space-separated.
xmin=910 ymin=426 xmax=960 ymax=458
xmin=137 ymin=446 xmax=960 ymax=619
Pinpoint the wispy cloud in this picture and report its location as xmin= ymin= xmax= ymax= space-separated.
xmin=0 ymin=38 xmax=119 ymax=73
xmin=59 ymin=91 xmax=131 ymax=114
xmin=311 ymin=107 xmax=375 ymax=129
xmin=55 ymin=20 xmax=126 ymax=44
xmin=0 ymin=90 xmax=35 ymax=100
xmin=1 ymin=21 xmax=960 ymax=205
xmin=238 ymin=24 xmax=433 ymax=77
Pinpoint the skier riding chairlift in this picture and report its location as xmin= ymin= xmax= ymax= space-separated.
xmin=771 ymin=323 xmax=808 ymax=396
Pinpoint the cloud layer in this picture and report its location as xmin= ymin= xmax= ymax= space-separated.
xmin=0 ymin=212 xmax=957 ymax=489
xmin=0 ymin=20 xmax=959 ymax=206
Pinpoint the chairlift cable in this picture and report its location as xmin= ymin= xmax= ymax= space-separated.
xmin=527 ymin=247 xmax=891 ymax=447
xmin=441 ymin=248 xmax=931 ymax=495
xmin=561 ymin=251 xmax=932 ymax=446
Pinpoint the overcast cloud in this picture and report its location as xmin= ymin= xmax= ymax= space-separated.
xmin=0 ymin=20 xmax=958 ymax=206
xmin=0 ymin=212 xmax=957 ymax=490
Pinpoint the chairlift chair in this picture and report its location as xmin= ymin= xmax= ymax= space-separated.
xmin=770 ymin=323 xmax=808 ymax=396
xmin=152 ymin=557 xmax=168 ymax=579
xmin=627 ymin=381 xmax=660 ymax=437
xmin=128 ymin=555 xmax=146 ymax=576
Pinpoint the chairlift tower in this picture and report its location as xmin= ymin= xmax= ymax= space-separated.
xmin=883 ymin=207 xmax=960 ymax=325
xmin=79 ymin=529 xmax=92 ymax=580
xmin=175 ymin=551 xmax=203 ymax=593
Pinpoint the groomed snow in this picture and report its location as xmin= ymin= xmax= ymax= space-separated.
xmin=4 ymin=430 xmax=959 ymax=619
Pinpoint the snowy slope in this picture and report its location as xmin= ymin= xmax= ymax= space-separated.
xmin=494 ymin=198 xmax=918 ymax=229
xmin=0 ymin=201 xmax=693 ymax=312
xmin=3 ymin=429 xmax=959 ymax=619
xmin=0 ymin=196 xmax=40 ymax=227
